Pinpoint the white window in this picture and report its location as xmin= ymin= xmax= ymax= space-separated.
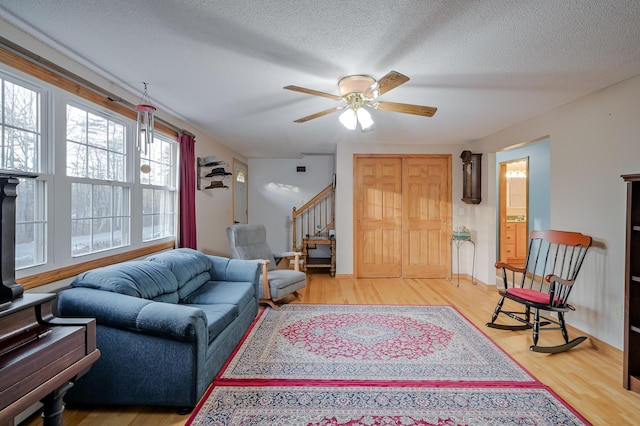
xmin=1 ymin=60 xmax=179 ymax=274
xmin=66 ymin=104 xmax=125 ymax=181
xmin=67 ymin=103 xmax=131 ymax=256
xmin=1 ymin=74 xmax=47 ymax=269
xmin=140 ymin=134 xmax=177 ymax=242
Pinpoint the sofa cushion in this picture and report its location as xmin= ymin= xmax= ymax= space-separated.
xmin=71 ymin=261 xmax=179 ymax=302
xmin=186 ymin=303 xmax=237 ymax=343
xmin=146 ymin=248 xmax=213 ymax=300
xmin=183 ymin=281 xmax=255 ymax=311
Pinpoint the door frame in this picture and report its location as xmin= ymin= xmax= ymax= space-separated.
xmin=498 ymin=157 xmax=529 ymax=262
xmin=231 ymin=158 xmax=248 ymax=225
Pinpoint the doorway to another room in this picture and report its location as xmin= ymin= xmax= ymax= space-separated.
xmin=496 ymin=137 xmax=550 ymax=266
xmin=498 ymin=158 xmax=528 ymax=264
xmin=232 ymin=159 xmax=248 ymax=224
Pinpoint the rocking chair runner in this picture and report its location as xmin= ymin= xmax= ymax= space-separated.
xmin=487 ymin=229 xmax=592 ymax=353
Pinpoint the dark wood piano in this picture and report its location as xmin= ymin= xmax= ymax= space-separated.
xmin=0 ymin=174 xmax=100 ymax=426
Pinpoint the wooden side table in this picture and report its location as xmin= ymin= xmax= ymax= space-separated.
xmin=302 ymin=237 xmax=335 ymax=277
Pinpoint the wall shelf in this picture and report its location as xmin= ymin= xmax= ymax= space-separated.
xmin=197 ymin=156 xmax=230 ymax=190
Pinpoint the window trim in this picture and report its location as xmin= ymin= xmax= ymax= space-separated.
xmin=0 ymin=47 xmax=179 ymax=282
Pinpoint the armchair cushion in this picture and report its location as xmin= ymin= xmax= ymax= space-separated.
xmin=261 ymin=269 xmax=307 ymax=300
xmin=226 ymin=224 xmax=277 ymax=271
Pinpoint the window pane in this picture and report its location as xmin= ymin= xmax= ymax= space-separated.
xmin=2 ymin=79 xmax=41 ymax=172
xmin=92 ymin=185 xmax=112 ymax=217
xmin=140 ymin=133 xmax=176 ymax=243
xmin=66 ymin=141 xmax=86 ymax=177
xmin=113 ymin=217 xmax=127 ymax=246
xmin=142 ymin=187 xmax=175 ymax=241
xmin=6 ymin=128 xmax=38 ymax=172
xmin=71 ymin=218 xmax=92 ymax=256
xmin=87 ymin=146 xmax=107 ymax=179
xmin=109 ymin=120 xmax=124 ymax=153
xmin=140 ymin=135 xmax=176 ymax=187
xmin=66 ymin=105 xmax=86 ymax=143
xmin=71 ymin=183 xmax=92 ymax=219
xmin=92 ymin=217 xmax=112 ymax=251
xmin=142 ymin=214 xmax=153 ymax=241
xmin=4 ymin=80 xmax=39 ymax=131
xmin=87 ymin=112 xmax=108 ymax=148
xmin=110 ymin=152 xmax=125 ymax=181
xmin=66 ymin=104 xmax=126 ymax=182
xmin=71 ymin=182 xmax=130 ymax=256
xmin=15 ymin=178 xmax=46 ymax=269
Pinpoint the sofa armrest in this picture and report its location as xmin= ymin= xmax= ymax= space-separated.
xmin=207 ymin=255 xmax=261 ymax=284
xmin=58 ymin=288 xmax=207 ymax=342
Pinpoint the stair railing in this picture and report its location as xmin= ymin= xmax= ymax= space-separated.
xmin=291 ymin=184 xmax=334 ymax=251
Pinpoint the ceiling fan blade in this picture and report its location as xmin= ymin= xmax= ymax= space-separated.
xmin=284 ymin=85 xmax=342 ymax=101
xmin=293 ymin=106 xmax=344 ymax=123
xmin=376 ymin=71 xmax=410 ymax=96
xmin=374 ymin=101 xmax=437 ymax=117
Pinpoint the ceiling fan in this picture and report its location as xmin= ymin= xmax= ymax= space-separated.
xmin=284 ymin=71 xmax=437 ymax=131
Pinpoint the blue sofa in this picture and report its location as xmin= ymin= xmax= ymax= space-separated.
xmin=57 ymin=248 xmax=261 ymax=409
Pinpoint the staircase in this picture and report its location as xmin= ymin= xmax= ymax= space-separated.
xmin=291 ymin=184 xmax=335 ymax=276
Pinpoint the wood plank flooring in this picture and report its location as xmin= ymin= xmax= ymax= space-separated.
xmin=22 ymin=274 xmax=640 ymax=425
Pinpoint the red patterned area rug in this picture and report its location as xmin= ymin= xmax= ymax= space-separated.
xmin=186 ymin=384 xmax=590 ymax=425
xmin=217 ymin=304 xmax=536 ymax=385
xmin=186 ymin=305 xmax=589 ymax=425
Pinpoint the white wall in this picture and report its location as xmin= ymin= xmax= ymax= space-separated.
xmin=248 ymin=156 xmax=335 ymax=253
xmin=194 ymin=144 xmax=248 ymax=257
xmin=468 ymin=75 xmax=640 ymax=349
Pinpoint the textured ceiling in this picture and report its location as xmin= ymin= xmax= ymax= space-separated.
xmin=1 ymin=0 xmax=639 ymax=158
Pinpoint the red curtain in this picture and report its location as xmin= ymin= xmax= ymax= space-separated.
xmin=178 ymin=133 xmax=197 ymax=249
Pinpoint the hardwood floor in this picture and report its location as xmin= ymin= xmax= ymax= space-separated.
xmin=22 ymin=274 xmax=640 ymax=425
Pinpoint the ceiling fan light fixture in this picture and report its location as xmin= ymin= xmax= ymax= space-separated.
xmin=338 ymin=75 xmax=376 ymax=97
xmin=356 ymin=107 xmax=374 ymax=131
xmin=339 ymin=108 xmax=358 ymax=130
xmin=286 ymin=71 xmax=435 ymax=127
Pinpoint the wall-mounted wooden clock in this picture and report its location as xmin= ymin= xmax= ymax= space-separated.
xmin=460 ymin=150 xmax=482 ymax=204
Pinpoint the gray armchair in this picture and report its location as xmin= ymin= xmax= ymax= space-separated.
xmin=226 ymin=224 xmax=306 ymax=309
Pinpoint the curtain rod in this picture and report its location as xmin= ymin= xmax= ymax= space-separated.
xmin=0 ymin=35 xmax=195 ymax=139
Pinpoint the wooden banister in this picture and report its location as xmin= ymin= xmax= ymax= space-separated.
xmin=291 ymin=184 xmax=334 ymax=251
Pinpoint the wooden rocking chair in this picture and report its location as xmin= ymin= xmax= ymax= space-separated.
xmin=487 ymin=230 xmax=592 ymax=353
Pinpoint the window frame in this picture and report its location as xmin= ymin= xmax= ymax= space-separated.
xmin=0 ymin=68 xmax=50 ymax=270
xmin=0 ymin=55 xmax=179 ymax=279
xmin=139 ymin=132 xmax=178 ymax=243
